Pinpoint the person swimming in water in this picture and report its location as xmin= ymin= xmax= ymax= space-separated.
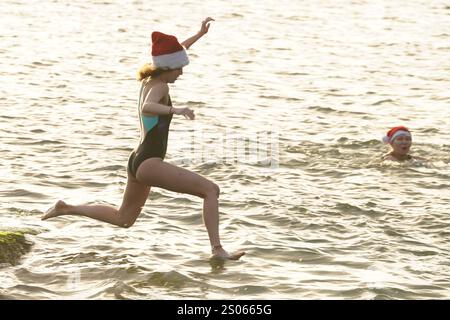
xmin=42 ymin=18 xmax=245 ymax=261
xmin=381 ymin=126 xmax=424 ymax=162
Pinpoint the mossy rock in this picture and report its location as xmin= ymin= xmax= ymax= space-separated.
xmin=0 ymin=231 xmax=33 ymax=266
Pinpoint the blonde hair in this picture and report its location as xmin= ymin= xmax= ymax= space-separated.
xmin=136 ymin=63 xmax=169 ymax=81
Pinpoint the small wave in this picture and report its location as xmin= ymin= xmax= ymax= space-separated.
xmin=165 ymin=211 xmax=202 ymax=225
xmin=371 ymin=99 xmax=396 ymax=106
xmin=282 ymin=158 xmax=310 ymax=168
xmin=308 ymin=105 xmax=335 ymax=113
xmin=379 ymin=158 xmax=435 ymax=169
xmin=287 ymin=205 xmax=308 ymax=214
xmin=185 ymin=100 xmax=206 ymax=107
xmin=0 ymin=189 xmax=48 ymax=199
xmin=21 ymin=140 xmax=63 ymax=145
xmin=419 ymin=127 xmax=440 ymax=133
xmin=275 ymin=72 xmax=309 ymax=76
xmin=83 ymin=181 xmax=110 ymax=188
xmin=131 ymin=270 xmax=199 ymax=289
xmin=7 ymin=207 xmax=43 ymax=217
xmin=31 ymin=61 xmax=54 ymax=67
xmin=371 ymin=286 xmax=440 ymax=299
xmin=284 ymin=97 xmax=304 ymax=102
xmin=336 ymin=138 xmax=382 ymax=148
xmin=229 ymin=285 xmax=271 ymax=295
xmin=253 ymin=247 xmax=333 ymax=264
xmin=399 ymin=248 xmax=439 ymax=257
xmin=259 ymin=95 xmax=282 ymax=100
xmin=92 ymin=165 xmax=124 ymax=171
xmin=59 ymin=251 xmax=100 ymax=264
xmin=334 ymin=203 xmax=384 ymax=217
xmin=273 ymin=47 xmax=291 ymax=51
xmin=0 ymin=115 xmax=21 ymax=120
xmin=308 ymin=106 xmax=368 ymax=116
xmin=108 ymin=280 xmax=144 ymax=300
xmin=9 ymin=284 xmax=56 ymax=295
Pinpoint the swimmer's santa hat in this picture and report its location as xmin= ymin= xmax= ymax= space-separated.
xmin=382 ymin=126 xmax=411 ymax=144
xmin=151 ymin=31 xmax=189 ymax=69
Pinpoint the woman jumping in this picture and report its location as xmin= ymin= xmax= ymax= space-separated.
xmin=42 ymin=18 xmax=245 ymax=260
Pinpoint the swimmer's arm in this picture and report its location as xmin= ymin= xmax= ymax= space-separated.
xmin=141 ymin=83 xmax=171 ymax=116
xmin=142 ymin=84 xmax=195 ymax=119
xmin=181 ymin=17 xmax=214 ymax=50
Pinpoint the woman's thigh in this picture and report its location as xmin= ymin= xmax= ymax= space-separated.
xmin=136 ymin=158 xmax=217 ymax=198
xmin=118 ymin=171 xmax=151 ymax=224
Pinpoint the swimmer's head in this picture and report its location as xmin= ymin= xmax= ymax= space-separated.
xmin=137 ymin=32 xmax=189 ymax=82
xmin=382 ymin=126 xmax=412 ymax=155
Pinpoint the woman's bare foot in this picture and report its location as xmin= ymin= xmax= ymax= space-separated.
xmin=41 ymin=200 xmax=71 ymax=220
xmin=211 ymin=245 xmax=245 ymax=260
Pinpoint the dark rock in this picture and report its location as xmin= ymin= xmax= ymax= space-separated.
xmin=0 ymin=231 xmax=33 ymax=266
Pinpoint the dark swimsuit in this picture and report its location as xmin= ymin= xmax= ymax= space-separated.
xmin=127 ymin=81 xmax=173 ymax=178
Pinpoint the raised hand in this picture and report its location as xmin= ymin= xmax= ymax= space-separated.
xmin=182 ymin=17 xmax=215 ymax=50
xmin=199 ymin=17 xmax=215 ymax=35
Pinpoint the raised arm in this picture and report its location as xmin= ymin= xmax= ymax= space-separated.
xmin=181 ymin=17 xmax=215 ymax=50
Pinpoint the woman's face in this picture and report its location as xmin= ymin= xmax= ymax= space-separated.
xmin=390 ymin=135 xmax=412 ymax=155
xmin=165 ymin=68 xmax=183 ymax=83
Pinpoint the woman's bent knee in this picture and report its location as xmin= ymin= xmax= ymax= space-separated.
xmin=118 ymin=218 xmax=135 ymax=228
xmin=213 ymin=183 xmax=220 ymax=198
xmin=117 ymin=209 xmax=140 ymax=228
xmin=202 ymin=181 xmax=220 ymax=199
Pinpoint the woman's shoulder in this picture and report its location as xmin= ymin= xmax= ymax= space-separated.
xmin=142 ymin=79 xmax=169 ymax=91
xmin=381 ymin=153 xmax=395 ymax=161
xmin=141 ymin=80 xmax=170 ymax=102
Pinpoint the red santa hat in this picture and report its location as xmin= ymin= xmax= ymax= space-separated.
xmin=382 ymin=126 xmax=411 ymax=144
xmin=151 ymin=31 xmax=189 ymax=69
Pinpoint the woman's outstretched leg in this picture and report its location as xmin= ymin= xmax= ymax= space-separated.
xmin=136 ymin=158 xmax=245 ymax=260
xmin=42 ymin=173 xmax=150 ymax=228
